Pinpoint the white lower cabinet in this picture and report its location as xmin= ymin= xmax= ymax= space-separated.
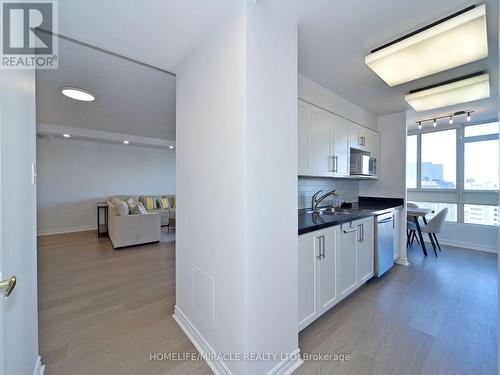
xmin=298 ymin=217 xmax=374 ymax=331
xmin=298 ymin=226 xmax=338 ymax=331
xmin=338 ymin=223 xmax=358 ymax=299
xmin=355 ymin=217 xmax=374 ymax=283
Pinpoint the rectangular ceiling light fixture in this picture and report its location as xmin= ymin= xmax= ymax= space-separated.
xmin=404 ymin=72 xmax=490 ymax=112
xmin=365 ymin=4 xmax=488 ymax=86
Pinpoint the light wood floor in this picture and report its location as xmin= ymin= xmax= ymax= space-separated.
xmin=38 ymin=231 xmax=211 ymax=375
xmin=297 ymin=245 xmax=497 ymax=375
xmin=38 ymin=232 xmax=497 ymax=375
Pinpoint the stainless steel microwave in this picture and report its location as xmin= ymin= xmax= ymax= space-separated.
xmin=350 ymin=153 xmax=376 ymax=176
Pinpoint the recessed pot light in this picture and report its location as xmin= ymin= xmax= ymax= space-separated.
xmin=123 ymin=140 xmax=129 ymax=144
xmin=169 ymin=146 xmax=174 ymax=149
xmin=63 ymin=134 xmax=71 ymax=138
xmin=60 ymin=87 xmax=96 ymax=102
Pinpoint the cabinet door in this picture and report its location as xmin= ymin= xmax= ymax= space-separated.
xmin=298 ymin=233 xmax=319 ymax=330
xmin=363 ymin=129 xmax=378 ymax=157
xmin=355 ymin=217 xmax=374 ymax=284
xmin=337 ymin=224 xmax=358 ymax=298
xmin=308 ymin=108 xmax=333 ymax=176
xmin=332 ymin=116 xmax=350 ymax=177
xmin=318 ymin=227 xmax=338 ymax=315
xmin=349 ymin=123 xmax=362 ymax=150
xmin=298 ymin=102 xmax=309 ymax=175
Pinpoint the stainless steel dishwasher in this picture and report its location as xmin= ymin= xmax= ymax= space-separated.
xmin=374 ymin=211 xmax=394 ymax=277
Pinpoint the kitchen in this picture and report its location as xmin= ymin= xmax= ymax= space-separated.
xmin=173 ymin=1 xmax=498 ymax=373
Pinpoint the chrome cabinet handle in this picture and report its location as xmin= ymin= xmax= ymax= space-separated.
xmin=317 ymin=236 xmax=322 ymax=259
xmin=330 ymin=156 xmax=335 ymax=172
xmin=0 ymin=276 xmax=16 ymax=297
xmin=322 ymin=235 xmax=326 ymax=258
xmin=343 ymin=227 xmax=357 ymax=233
xmin=335 ymin=155 xmax=338 ymax=173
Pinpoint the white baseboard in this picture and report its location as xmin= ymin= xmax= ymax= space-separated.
xmin=423 ymin=238 xmax=496 ymax=253
xmin=33 ymin=356 xmax=45 ymax=375
xmin=265 ymin=348 xmax=303 ymax=375
xmin=173 ymin=306 xmax=303 ymax=375
xmin=173 ymin=306 xmax=233 ymax=375
xmin=395 ymin=258 xmax=410 ymax=266
xmin=37 ymin=225 xmax=96 ymax=236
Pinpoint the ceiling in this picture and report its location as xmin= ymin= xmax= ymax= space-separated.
xmin=297 ymin=0 xmax=499 ymax=117
xmin=58 ymin=0 xmax=239 ymax=72
xmin=50 ymin=0 xmax=499 ymax=137
xmin=37 ymin=37 xmax=176 ymax=140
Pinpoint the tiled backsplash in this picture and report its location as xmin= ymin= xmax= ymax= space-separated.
xmin=298 ymin=177 xmax=359 ymax=209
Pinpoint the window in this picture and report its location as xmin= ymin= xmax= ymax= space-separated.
xmin=464 ymin=122 xmax=499 ymax=137
xmin=464 ymin=204 xmax=498 ymax=226
xmin=421 ymin=130 xmax=456 ymax=189
xmin=408 ymin=121 xmax=499 ymax=226
xmin=464 ymin=140 xmax=499 ymax=190
xmin=407 ymin=135 xmax=417 ymax=189
xmin=410 ymin=202 xmax=457 ymax=222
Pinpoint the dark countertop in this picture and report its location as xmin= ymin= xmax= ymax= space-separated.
xmin=298 ymin=196 xmax=404 ymax=235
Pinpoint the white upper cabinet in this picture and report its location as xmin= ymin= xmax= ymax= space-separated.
xmin=331 ymin=115 xmax=350 ymax=177
xmin=349 ymin=123 xmax=379 ymax=159
xmin=308 ymin=107 xmax=333 ymax=176
xmin=298 ymin=99 xmax=378 ymax=178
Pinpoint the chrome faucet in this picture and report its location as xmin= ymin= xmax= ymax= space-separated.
xmin=311 ymin=189 xmax=338 ymax=212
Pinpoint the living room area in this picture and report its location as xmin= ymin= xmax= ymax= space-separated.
xmin=35 ymin=34 xmax=182 ymax=374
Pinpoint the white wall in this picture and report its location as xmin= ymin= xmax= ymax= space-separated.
xmin=298 ymin=74 xmax=377 ymax=131
xmin=359 ymin=112 xmax=408 ymax=264
xmin=176 ymin=7 xmax=247 ymax=375
xmin=37 ymin=136 xmax=175 ymax=235
xmin=422 ymin=222 xmax=498 ymax=253
xmin=359 ymin=112 xmax=406 ymax=198
xmin=245 ymin=2 xmax=299 ymax=374
xmin=175 ymin=2 xmax=300 ymax=374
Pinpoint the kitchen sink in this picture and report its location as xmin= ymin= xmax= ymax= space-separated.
xmin=306 ymin=207 xmax=365 ymax=215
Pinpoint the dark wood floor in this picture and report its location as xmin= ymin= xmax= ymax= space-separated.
xmin=38 ymin=232 xmax=497 ymax=375
xmin=298 ymin=245 xmax=498 ymax=375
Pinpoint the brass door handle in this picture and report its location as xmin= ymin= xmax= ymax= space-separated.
xmin=0 ymin=276 xmax=16 ymax=297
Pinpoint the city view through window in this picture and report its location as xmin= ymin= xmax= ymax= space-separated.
xmin=407 ymin=123 xmax=499 ymax=226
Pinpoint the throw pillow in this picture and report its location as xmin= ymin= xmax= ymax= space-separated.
xmin=145 ymin=196 xmax=155 ymax=210
xmin=110 ymin=196 xmax=122 ymax=207
xmin=159 ymin=197 xmax=170 ymax=209
xmin=126 ymin=198 xmax=140 ymax=214
xmin=115 ymin=201 xmax=129 ymax=216
xmin=137 ymin=202 xmax=147 ymax=214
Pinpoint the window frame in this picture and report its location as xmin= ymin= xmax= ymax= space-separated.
xmin=407 ymin=120 xmax=499 ymax=227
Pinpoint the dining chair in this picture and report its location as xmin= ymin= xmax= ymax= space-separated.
xmin=421 ymin=208 xmax=448 ymax=256
xmin=406 ymin=202 xmax=420 ymax=248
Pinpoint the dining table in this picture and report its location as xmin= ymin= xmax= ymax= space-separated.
xmin=407 ymin=207 xmax=434 ymax=256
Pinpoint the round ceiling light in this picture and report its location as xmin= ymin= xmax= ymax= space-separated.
xmin=60 ymin=87 xmax=96 ymax=102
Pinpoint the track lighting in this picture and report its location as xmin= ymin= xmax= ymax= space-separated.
xmin=415 ymin=110 xmax=474 ymax=129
